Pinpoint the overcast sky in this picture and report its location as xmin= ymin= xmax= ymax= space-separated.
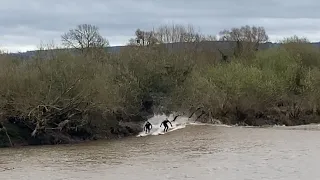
xmin=1 ymin=0 xmax=320 ymax=52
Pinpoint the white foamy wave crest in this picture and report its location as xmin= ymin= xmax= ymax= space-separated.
xmin=136 ymin=113 xmax=233 ymax=137
xmin=136 ymin=114 xmax=191 ymax=137
xmin=188 ymin=122 xmax=233 ymax=128
xmin=272 ymin=123 xmax=320 ymax=131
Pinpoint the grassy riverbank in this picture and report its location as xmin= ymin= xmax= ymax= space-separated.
xmin=1 ymin=36 xmax=320 ymax=147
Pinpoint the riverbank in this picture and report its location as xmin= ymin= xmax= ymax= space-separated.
xmin=1 ymin=32 xmax=320 ymax=148
xmin=195 ymin=106 xmax=320 ymax=127
xmin=0 ymin=116 xmax=144 ymax=148
xmin=2 ymin=106 xmax=320 ymax=148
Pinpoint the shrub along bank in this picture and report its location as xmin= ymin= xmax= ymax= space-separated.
xmin=1 ymin=38 xmax=320 ymax=147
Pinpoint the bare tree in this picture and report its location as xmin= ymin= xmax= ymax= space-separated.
xmin=133 ymin=29 xmax=159 ymax=46
xmin=61 ymin=24 xmax=109 ymax=54
xmin=153 ymin=24 xmax=203 ymax=43
xmin=144 ymin=31 xmax=159 ymax=45
xmin=202 ymin=35 xmax=217 ymax=41
xmin=280 ymin=35 xmax=309 ymax=44
xmin=219 ymin=25 xmax=268 ymax=43
xmin=131 ymin=24 xmax=211 ymax=46
xmin=127 ymin=38 xmax=138 ymax=46
xmin=218 ymin=25 xmax=269 ymax=57
xmin=135 ymin=28 xmax=145 ymax=46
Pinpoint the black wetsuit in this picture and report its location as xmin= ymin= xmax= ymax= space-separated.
xmin=160 ymin=119 xmax=172 ymax=132
xmin=144 ymin=121 xmax=152 ymax=133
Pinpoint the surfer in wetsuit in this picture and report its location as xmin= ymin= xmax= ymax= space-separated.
xmin=144 ymin=121 xmax=152 ymax=133
xmin=160 ymin=118 xmax=172 ymax=132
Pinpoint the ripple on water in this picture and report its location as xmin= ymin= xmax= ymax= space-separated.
xmin=1 ymin=124 xmax=320 ymax=180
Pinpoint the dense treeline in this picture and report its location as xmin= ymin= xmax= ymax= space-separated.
xmin=1 ymin=23 xmax=320 ymax=147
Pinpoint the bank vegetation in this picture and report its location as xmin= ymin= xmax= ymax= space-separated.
xmin=1 ymin=23 xmax=320 ymax=147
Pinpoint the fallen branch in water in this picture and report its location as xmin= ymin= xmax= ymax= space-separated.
xmin=31 ymin=121 xmax=42 ymax=137
xmin=56 ymin=120 xmax=70 ymax=131
xmin=28 ymin=105 xmax=62 ymax=117
xmin=171 ymin=114 xmax=180 ymax=122
xmin=194 ymin=110 xmax=206 ymax=122
xmin=26 ymin=91 xmax=90 ymax=137
xmin=0 ymin=125 xmax=13 ymax=147
xmin=188 ymin=107 xmax=203 ymax=118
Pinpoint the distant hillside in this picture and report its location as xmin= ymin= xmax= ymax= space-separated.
xmin=8 ymin=41 xmax=320 ymax=59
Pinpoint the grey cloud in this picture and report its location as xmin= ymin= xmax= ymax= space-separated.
xmin=1 ymin=0 xmax=320 ymax=52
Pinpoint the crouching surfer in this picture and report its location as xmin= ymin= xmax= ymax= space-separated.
xmin=160 ymin=119 xmax=172 ymax=132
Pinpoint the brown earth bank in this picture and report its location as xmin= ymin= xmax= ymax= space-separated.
xmin=2 ymin=104 xmax=320 ymax=148
xmin=0 ymin=112 xmax=148 ymax=148
xmin=195 ymin=104 xmax=320 ymax=127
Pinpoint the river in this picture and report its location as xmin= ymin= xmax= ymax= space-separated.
xmin=1 ymin=114 xmax=320 ymax=180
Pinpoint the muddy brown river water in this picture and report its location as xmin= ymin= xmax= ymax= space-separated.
xmin=1 ymin=124 xmax=320 ymax=180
